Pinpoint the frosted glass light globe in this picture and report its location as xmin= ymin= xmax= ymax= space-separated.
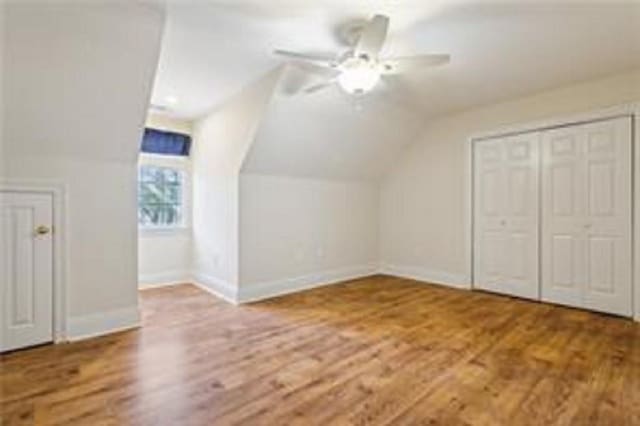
xmin=337 ymin=58 xmax=381 ymax=95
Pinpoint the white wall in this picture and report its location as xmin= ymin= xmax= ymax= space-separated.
xmin=238 ymin=174 xmax=378 ymax=301
xmin=146 ymin=112 xmax=192 ymax=135
xmin=165 ymin=66 xmax=383 ymax=303
xmin=380 ymin=69 xmax=640 ymax=286
xmin=191 ymin=69 xmax=281 ymax=300
xmin=138 ymin=229 xmax=192 ymax=286
xmin=0 ymin=3 xmax=4 ymax=182
xmin=2 ymin=3 xmax=165 ymax=337
xmin=138 ymin=113 xmax=193 ymax=287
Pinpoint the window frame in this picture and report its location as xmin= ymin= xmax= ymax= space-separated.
xmin=138 ymin=153 xmax=191 ymax=234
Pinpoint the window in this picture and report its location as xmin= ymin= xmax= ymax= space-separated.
xmin=141 ymin=128 xmax=191 ymax=156
xmin=138 ymin=127 xmax=191 ymax=230
xmin=138 ymin=164 xmax=185 ymax=228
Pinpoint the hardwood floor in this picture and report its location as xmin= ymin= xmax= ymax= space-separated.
xmin=2 ymin=275 xmax=639 ymax=425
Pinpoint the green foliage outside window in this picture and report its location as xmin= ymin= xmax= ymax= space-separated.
xmin=138 ymin=165 xmax=183 ymax=227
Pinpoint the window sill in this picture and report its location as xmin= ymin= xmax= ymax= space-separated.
xmin=139 ymin=226 xmax=191 ymax=237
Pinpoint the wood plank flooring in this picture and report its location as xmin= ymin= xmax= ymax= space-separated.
xmin=2 ymin=275 xmax=639 ymax=425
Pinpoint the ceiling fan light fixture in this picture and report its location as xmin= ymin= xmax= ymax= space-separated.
xmin=337 ymin=58 xmax=381 ymax=95
xmin=273 ymin=14 xmax=450 ymax=97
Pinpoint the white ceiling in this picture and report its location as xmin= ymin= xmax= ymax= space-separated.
xmin=151 ymin=0 xmax=640 ymax=180
xmin=152 ymin=0 xmax=640 ymax=119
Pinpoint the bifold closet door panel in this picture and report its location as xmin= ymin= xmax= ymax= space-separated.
xmin=474 ymin=138 xmax=506 ymax=293
xmin=473 ymin=133 xmax=540 ymax=300
xmin=541 ymin=117 xmax=632 ymax=316
xmin=540 ymin=126 xmax=584 ymax=309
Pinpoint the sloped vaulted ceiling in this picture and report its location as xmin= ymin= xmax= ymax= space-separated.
xmin=241 ymin=66 xmax=425 ymax=180
xmin=153 ymin=1 xmax=640 ymax=180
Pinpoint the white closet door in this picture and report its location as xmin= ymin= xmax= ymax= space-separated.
xmin=474 ymin=132 xmax=540 ymax=300
xmin=541 ymin=117 xmax=632 ymax=316
xmin=1 ymin=192 xmax=54 ymax=352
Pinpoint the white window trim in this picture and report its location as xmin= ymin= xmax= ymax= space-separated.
xmin=138 ymin=153 xmax=192 ymax=235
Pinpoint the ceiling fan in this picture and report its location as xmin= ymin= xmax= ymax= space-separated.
xmin=274 ymin=14 xmax=450 ymax=96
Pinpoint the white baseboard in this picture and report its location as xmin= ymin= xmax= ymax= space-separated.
xmin=192 ymin=272 xmax=239 ymax=305
xmin=138 ymin=263 xmax=470 ymax=307
xmin=63 ymin=264 xmax=466 ymax=342
xmin=380 ymin=263 xmax=471 ymax=290
xmin=67 ymin=306 xmax=140 ymax=342
xmin=237 ymin=263 xmax=379 ymax=303
xmin=138 ymin=270 xmax=191 ymax=289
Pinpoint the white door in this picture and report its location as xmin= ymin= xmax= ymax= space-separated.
xmin=541 ymin=117 xmax=632 ymax=316
xmin=473 ymin=132 xmax=540 ymax=300
xmin=1 ymin=192 xmax=54 ymax=352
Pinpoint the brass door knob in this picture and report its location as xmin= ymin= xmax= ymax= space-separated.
xmin=35 ymin=225 xmax=51 ymax=235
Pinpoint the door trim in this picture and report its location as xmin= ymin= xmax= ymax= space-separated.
xmin=464 ymin=101 xmax=640 ymax=320
xmin=0 ymin=180 xmax=68 ymax=341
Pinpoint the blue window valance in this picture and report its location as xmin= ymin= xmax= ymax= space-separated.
xmin=141 ymin=128 xmax=191 ymax=156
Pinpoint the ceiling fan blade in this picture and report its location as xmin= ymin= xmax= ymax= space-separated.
xmin=381 ymin=54 xmax=450 ymax=74
xmin=303 ymin=80 xmax=335 ymax=94
xmin=274 ymin=49 xmax=337 ymax=68
xmin=354 ymin=14 xmax=389 ymax=60
xmin=289 ymin=61 xmax=341 ymax=79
